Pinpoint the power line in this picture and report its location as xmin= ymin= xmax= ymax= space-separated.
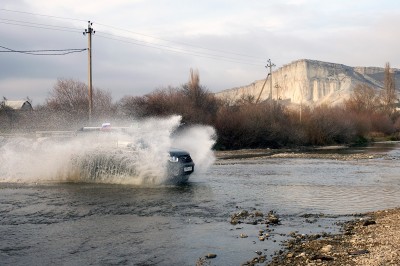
xmin=96 ymin=33 xmax=264 ymax=66
xmin=0 ymin=8 xmax=86 ymax=22
xmin=0 ymin=45 xmax=87 ymax=55
xmin=0 ymin=18 xmax=82 ymax=31
xmin=1 ymin=17 xmax=264 ymax=65
xmin=0 ymin=21 xmax=82 ymax=34
xmin=1 ymin=8 xmax=264 ymax=61
xmin=0 ymin=8 xmax=267 ymax=65
xmin=1 ymin=18 xmax=263 ymax=65
xmin=95 ymin=22 xmax=265 ymax=61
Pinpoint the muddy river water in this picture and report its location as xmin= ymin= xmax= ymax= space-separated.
xmin=1 ymin=143 xmax=400 ymax=265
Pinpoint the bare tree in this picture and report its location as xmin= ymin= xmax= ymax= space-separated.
xmin=234 ymin=94 xmax=256 ymax=105
xmin=45 ymin=78 xmax=113 ymax=124
xmin=117 ymin=69 xmax=219 ymax=125
xmin=305 ymin=105 xmax=356 ymax=145
xmin=380 ymin=62 xmax=397 ymax=114
xmin=180 ymin=69 xmax=219 ymax=124
xmin=182 ymin=68 xmax=205 ymax=108
xmin=118 ymin=95 xmax=143 ymax=118
xmin=46 ymin=78 xmax=88 ymax=117
xmin=118 ymin=87 xmax=179 ymax=118
xmin=345 ymin=84 xmax=379 ymax=114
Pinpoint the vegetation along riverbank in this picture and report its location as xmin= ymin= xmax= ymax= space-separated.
xmin=2 ymin=64 xmax=400 ymax=150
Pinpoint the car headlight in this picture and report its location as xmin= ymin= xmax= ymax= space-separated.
xmin=169 ymin=156 xmax=179 ymax=163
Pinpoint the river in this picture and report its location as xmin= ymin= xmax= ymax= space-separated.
xmin=1 ymin=142 xmax=400 ymax=265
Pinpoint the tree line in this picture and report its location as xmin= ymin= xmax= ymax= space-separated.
xmin=1 ymin=64 xmax=399 ymax=149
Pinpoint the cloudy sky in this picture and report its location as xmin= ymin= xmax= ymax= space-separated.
xmin=1 ymin=0 xmax=400 ymax=105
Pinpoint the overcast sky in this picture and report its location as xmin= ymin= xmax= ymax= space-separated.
xmin=1 ymin=0 xmax=400 ymax=105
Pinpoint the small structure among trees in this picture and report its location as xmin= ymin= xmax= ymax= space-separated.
xmin=1 ymin=99 xmax=33 ymax=111
xmin=0 ymin=98 xmax=33 ymax=132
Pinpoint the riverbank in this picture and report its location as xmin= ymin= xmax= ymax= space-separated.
xmin=267 ymin=208 xmax=400 ymax=266
xmin=214 ymin=147 xmax=400 ymax=265
xmin=214 ymin=147 xmax=382 ymax=162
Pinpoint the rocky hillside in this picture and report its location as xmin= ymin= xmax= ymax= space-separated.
xmin=217 ymin=59 xmax=400 ymax=106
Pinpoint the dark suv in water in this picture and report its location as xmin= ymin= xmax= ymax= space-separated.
xmin=76 ymin=126 xmax=195 ymax=183
xmin=168 ymin=148 xmax=195 ymax=183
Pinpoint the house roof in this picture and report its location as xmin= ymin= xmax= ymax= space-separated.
xmin=3 ymin=100 xmax=33 ymax=110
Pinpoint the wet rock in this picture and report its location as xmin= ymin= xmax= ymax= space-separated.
xmin=296 ymin=252 xmax=306 ymax=258
xmin=267 ymin=211 xmax=280 ymax=224
xmin=195 ymin=257 xmax=210 ymax=266
xmin=245 ymin=219 xmax=258 ymax=225
xmin=305 ymin=218 xmax=318 ymax=223
xmin=255 ymin=250 xmax=262 ymax=255
xmin=258 ymin=255 xmax=266 ymax=263
xmin=230 ymin=209 xmax=271 ymax=226
xmin=268 ymin=216 xmax=280 ymax=224
xmin=241 ymin=255 xmax=267 ymax=266
xmin=238 ymin=210 xmax=249 ymax=217
xmin=230 ymin=218 xmax=238 ymax=225
xmin=309 ymin=234 xmax=321 ymax=240
xmin=205 ymin=253 xmax=217 ymax=259
xmin=254 ymin=211 xmax=264 ymax=217
xmin=362 ymin=219 xmax=376 ymax=226
xmin=301 ymin=213 xmax=316 ymax=218
xmin=311 ymin=254 xmax=334 ymax=261
xmin=348 ymin=249 xmax=369 ymax=256
xmin=321 ymin=244 xmax=332 ymax=253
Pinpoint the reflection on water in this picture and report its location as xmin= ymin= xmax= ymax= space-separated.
xmin=1 ymin=142 xmax=400 ymax=265
xmin=210 ymin=158 xmax=400 ymax=215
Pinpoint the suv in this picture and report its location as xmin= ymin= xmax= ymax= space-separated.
xmin=168 ymin=148 xmax=195 ymax=183
xmin=76 ymin=126 xmax=195 ymax=183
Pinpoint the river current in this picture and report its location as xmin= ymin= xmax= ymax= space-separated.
xmin=1 ymin=143 xmax=400 ymax=265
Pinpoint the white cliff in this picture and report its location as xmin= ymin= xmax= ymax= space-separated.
xmin=217 ymin=59 xmax=400 ymax=106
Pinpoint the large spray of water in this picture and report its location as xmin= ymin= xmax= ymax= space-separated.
xmin=0 ymin=115 xmax=216 ymax=185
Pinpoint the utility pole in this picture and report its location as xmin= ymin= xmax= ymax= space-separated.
xmin=255 ymin=73 xmax=269 ymax=104
xmin=83 ymin=21 xmax=95 ymax=124
xmin=266 ymin=59 xmax=275 ymax=100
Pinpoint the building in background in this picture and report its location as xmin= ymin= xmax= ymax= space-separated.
xmin=2 ymin=100 xmax=33 ymax=111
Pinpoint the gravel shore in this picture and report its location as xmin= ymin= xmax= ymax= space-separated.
xmin=267 ymin=208 xmax=400 ymax=266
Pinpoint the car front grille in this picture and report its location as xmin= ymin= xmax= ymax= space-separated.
xmin=178 ymin=155 xmax=192 ymax=163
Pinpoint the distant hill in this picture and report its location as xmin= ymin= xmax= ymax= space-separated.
xmin=216 ymin=59 xmax=400 ymax=106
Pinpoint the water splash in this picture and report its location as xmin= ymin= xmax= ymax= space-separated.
xmin=0 ymin=115 xmax=216 ymax=185
xmin=172 ymin=125 xmax=216 ymax=174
